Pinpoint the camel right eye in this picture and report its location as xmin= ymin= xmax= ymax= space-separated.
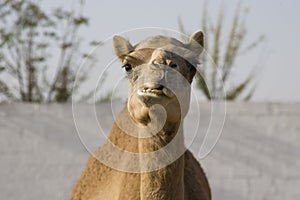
xmin=123 ymin=64 xmax=133 ymax=72
xmin=170 ymin=63 xmax=177 ymax=68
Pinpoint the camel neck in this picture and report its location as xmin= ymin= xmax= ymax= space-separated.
xmin=108 ymin=106 xmax=186 ymax=199
xmin=137 ymin=113 xmax=185 ymax=200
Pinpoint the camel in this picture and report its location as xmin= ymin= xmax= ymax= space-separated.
xmin=71 ymin=31 xmax=211 ymax=200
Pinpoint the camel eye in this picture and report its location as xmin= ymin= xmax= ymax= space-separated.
xmin=123 ymin=63 xmax=133 ymax=72
xmin=170 ymin=62 xmax=177 ymax=68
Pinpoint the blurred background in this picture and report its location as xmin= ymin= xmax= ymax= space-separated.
xmin=0 ymin=0 xmax=299 ymax=199
xmin=1 ymin=0 xmax=300 ymax=102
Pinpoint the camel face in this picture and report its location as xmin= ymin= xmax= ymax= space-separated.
xmin=113 ymin=31 xmax=204 ymax=125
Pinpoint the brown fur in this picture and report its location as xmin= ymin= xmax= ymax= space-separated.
xmin=71 ymin=31 xmax=211 ymax=200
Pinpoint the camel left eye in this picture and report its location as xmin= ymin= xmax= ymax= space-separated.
xmin=123 ymin=64 xmax=133 ymax=72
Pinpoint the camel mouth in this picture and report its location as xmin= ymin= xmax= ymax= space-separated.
xmin=137 ymin=84 xmax=173 ymax=98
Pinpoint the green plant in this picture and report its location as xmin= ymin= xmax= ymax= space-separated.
xmin=179 ymin=2 xmax=264 ymax=100
xmin=0 ymin=0 xmax=97 ymax=102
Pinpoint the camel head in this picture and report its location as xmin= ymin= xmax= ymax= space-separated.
xmin=113 ymin=31 xmax=204 ymax=126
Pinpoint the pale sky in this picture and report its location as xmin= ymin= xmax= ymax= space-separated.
xmin=42 ymin=0 xmax=300 ymax=102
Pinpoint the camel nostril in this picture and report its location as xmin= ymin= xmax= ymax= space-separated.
xmin=157 ymin=85 xmax=164 ymax=90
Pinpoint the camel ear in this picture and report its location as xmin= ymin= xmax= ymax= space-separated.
xmin=186 ymin=31 xmax=204 ymax=55
xmin=113 ymin=36 xmax=133 ymax=60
